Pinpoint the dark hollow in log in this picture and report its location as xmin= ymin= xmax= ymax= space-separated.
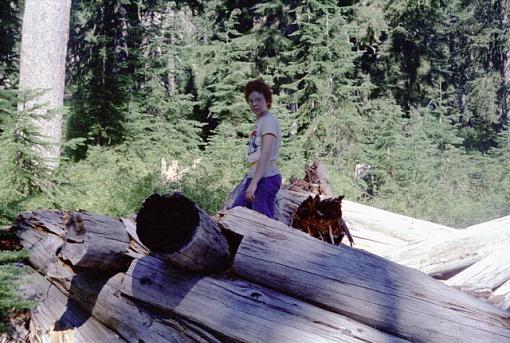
xmin=136 ymin=193 xmax=199 ymax=253
xmin=136 ymin=192 xmax=230 ymax=273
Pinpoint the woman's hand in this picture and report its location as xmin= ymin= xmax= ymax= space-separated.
xmin=245 ymin=181 xmax=258 ymax=202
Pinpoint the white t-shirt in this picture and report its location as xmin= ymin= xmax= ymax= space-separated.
xmin=246 ymin=112 xmax=281 ymax=178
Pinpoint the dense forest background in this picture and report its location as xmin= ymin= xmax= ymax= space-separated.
xmin=1 ymin=0 xmax=510 ymax=228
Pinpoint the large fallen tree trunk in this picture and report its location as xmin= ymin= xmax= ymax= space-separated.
xmin=57 ymin=211 xmax=130 ymax=269
xmin=16 ymin=210 xmax=130 ymax=271
xmin=46 ymin=265 xmax=225 ymax=343
xmin=19 ymin=271 xmax=125 ymax=343
xmin=16 ymin=210 xmax=229 ymax=342
xmin=15 ymin=199 xmax=510 ymax=343
xmin=446 ymin=250 xmax=510 ymax=297
xmin=445 ymin=250 xmax=510 ymax=311
xmin=381 ymin=215 xmax=510 ymax=278
xmin=219 ymin=207 xmax=510 ymax=343
xmin=122 ymin=255 xmax=410 ymax=343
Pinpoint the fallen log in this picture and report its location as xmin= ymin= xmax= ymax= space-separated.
xmin=19 ymin=271 xmax=125 ymax=343
xmin=382 ymin=214 xmax=510 ymax=278
xmin=58 ymin=211 xmax=131 ymax=270
xmin=48 ymin=266 xmax=226 ymax=343
xmin=341 ymin=199 xmax=457 ymax=243
xmin=19 ymin=229 xmax=227 ymax=343
xmin=136 ymin=193 xmax=230 ymax=273
xmin=218 ymin=207 xmax=510 ymax=343
xmin=489 ymin=280 xmax=510 ymax=311
xmin=446 ymin=250 xmax=510 ymax=297
xmin=15 ymin=202 xmax=510 ymax=343
xmin=16 ymin=210 xmax=131 ymax=271
xmin=122 ymin=255 xmax=410 ymax=343
xmin=16 ymin=221 xmax=62 ymax=273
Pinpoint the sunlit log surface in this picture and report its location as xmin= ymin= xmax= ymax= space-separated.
xmin=219 ymin=207 xmax=510 ymax=343
xmin=382 ymin=215 xmax=510 ymax=278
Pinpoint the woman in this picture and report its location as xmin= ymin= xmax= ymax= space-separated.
xmin=230 ymin=80 xmax=282 ymax=219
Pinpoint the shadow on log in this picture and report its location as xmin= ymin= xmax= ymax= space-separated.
xmin=136 ymin=193 xmax=230 ymax=273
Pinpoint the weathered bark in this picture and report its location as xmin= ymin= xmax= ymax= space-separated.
xmin=58 ymin=211 xmax=131 ymax=270
xmin=16 ymin=210 xmax=131 ymax=271
xmin=136 ymin=193 xmax=230 ymax=273
xmin=489 ymin=280 xmax=510 ymax=311
xmin=18 ymin=0 xmax=71 ymax=169
xmin=446 ymin=250 xmax=510 ymax=296
xmin=16 ymin=210 xmax=66 ymax=273
xmin=22 ymin=224 xmax=406 ymax=343
xmin=122 ymin=256 xmax=410 ymax=343
xmin=382 ymin=215 xmax=510 ymax=278
xmin=16 ymin=203 xmax=510 ymax=343
xmin=53 ymin=267 xmax=225 ymax=343
xmin=31 ymin=263 xmax=223 ymax=343
xmin=19 ymin=220 xmax=226 ymax=343
xmin=219 ymin=207 xmax=510 ymax=343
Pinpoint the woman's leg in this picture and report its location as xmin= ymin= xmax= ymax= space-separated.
xmin=230 ymin=177 xmax=252 ymax=209
xmin=252 ymin=174 xmax=282 ymax=219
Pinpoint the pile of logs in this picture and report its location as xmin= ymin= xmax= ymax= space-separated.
xmin=13 ymin=189 xmax=510 ymax=343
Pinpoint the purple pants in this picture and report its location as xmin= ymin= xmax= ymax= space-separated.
xmin=231 ymin=174 xmax=282 ymax=219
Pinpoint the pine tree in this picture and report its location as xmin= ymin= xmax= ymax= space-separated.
xmin=0 ymin=0 xmax=21 ymax=89
xmin=66 ymin=0 xmax=138 ymax=157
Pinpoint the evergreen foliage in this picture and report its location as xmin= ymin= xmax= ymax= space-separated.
xmin=0 ymin=0 xmax=21 ymax=89
xmin=0 ymin=90 xmax=59 ymax=225
xmin=0 ymin=0 xmax=507 ymax=226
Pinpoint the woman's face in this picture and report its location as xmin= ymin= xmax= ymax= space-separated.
xmin=248 ymin=91 xmax=269 ymax=117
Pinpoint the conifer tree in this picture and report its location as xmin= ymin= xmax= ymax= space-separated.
xmin=0 ymin=0 xmax=21 ymax=89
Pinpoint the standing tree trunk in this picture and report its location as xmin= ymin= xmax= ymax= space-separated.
xmin=18 ymin=0 xmax=71 ymax=169
xmin=502 ymin=0 xmax=510 ymax=149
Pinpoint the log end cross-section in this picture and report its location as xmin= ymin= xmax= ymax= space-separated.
xmin=136 ymin=192 xmax=230 ymax=273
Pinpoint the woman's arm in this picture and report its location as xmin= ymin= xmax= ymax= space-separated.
xmin=245 ymin=133 xmax=276 ymax=202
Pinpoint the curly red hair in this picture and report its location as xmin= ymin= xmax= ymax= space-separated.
xmin=244 ymin=80 xmax=273 ymax=109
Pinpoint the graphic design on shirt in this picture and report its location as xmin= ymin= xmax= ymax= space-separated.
xmin=248 ymin=130 xmax=258 ymax=156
